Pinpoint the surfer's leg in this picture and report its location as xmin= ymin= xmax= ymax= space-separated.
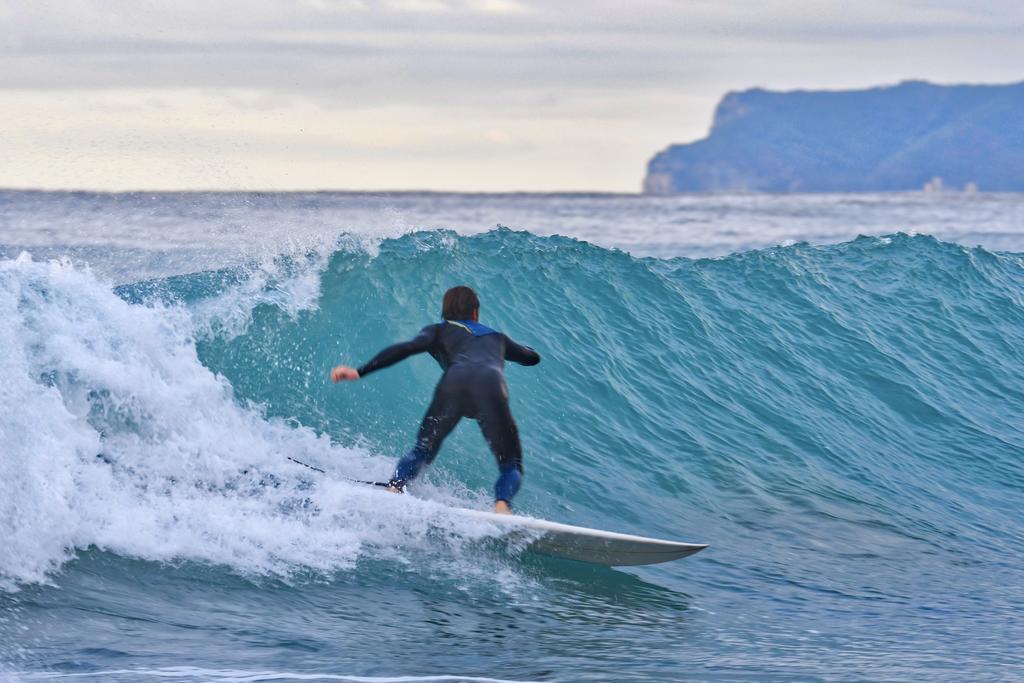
xmin=389 ymin=396 xmax=461 ymax=490
xmin=476 ymin=395 xmax=523 ymax=508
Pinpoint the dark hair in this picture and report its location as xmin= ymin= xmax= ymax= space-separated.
xmin=442 ymin=285 xmax=480 ymax=320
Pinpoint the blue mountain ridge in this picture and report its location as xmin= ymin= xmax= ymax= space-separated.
xmin=644 ymin=80 xmax=1024 ymax=193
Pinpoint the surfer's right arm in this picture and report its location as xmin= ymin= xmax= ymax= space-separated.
xmin=503 ymin=335 xmax=541 ymax=366
xmin=331 ymin=325 xmax=439 ymax=382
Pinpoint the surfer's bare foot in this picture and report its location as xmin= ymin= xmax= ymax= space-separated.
xmin=385 ymin=485 xmax=403 ymax=494
xmin=493 ymin=500 xmax=512 ymax=514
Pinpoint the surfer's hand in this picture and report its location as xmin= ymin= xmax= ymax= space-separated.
xmin=330 ymin=365 xmax=360 ymax=382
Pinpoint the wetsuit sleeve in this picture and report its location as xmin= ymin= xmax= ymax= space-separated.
xmin=356 ymin=325 xmax=438 ymax=377
xmin=503 ymin=334 xmax=541 ymax=366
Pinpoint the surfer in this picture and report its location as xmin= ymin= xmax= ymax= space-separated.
xmin=330 ymin=286 xmax=540 ymax=514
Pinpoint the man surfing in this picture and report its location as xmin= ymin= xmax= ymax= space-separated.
xmin=330 ymin=286 xmax=541 ymax=514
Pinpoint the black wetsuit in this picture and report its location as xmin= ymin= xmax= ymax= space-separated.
xmin=356 ymin=320 xmax=540 ymax=502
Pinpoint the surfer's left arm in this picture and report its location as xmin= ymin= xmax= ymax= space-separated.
xmin=331 ymin=325 xmax=438 ymax=382
xmin=503 ymin=335 xmax=540 ymax=366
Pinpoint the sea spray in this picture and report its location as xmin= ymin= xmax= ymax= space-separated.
xmin=0 ymin=253 xmax=520 ymax=590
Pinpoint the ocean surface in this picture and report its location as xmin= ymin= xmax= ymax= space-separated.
xmin=2 ymin=190 xmax=1023 ymax=682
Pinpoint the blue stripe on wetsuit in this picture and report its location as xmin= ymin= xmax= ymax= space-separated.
xmin=494 ymin=463 xmax=522 ymax=503
xmin=444 ymin=319 xmax=499 ymax=336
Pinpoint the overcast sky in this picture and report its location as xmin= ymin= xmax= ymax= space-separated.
xmin=1 ymin=0 xmax=1021 ymax=192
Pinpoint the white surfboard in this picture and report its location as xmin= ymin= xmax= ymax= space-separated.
xmin=454 ymin=507 xmax=708 ymax=566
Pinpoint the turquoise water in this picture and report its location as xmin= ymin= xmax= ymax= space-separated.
xmin=2 ymin=192 xmax=1024 ymax=681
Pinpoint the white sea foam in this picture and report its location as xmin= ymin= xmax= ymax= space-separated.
xmin=0 ymin=255 xmax=514 ymax=591
xmin=189 ymin=246 xmax=330 ymax=340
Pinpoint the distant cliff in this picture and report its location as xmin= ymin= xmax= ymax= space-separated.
xmin=644 ymin=80 xmax=1024 ymax=193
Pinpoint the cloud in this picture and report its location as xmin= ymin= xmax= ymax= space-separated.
xmin=4 ymin=1 xmax=1021 ymax=94
xmin=0 ymin=0 xmax=1021 ymax=191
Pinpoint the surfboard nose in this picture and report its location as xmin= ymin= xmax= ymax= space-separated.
xmin=454 ymin=506 xmax=708 ymax=566
xmin=528 ymin=534 xmax=708 ymax=566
